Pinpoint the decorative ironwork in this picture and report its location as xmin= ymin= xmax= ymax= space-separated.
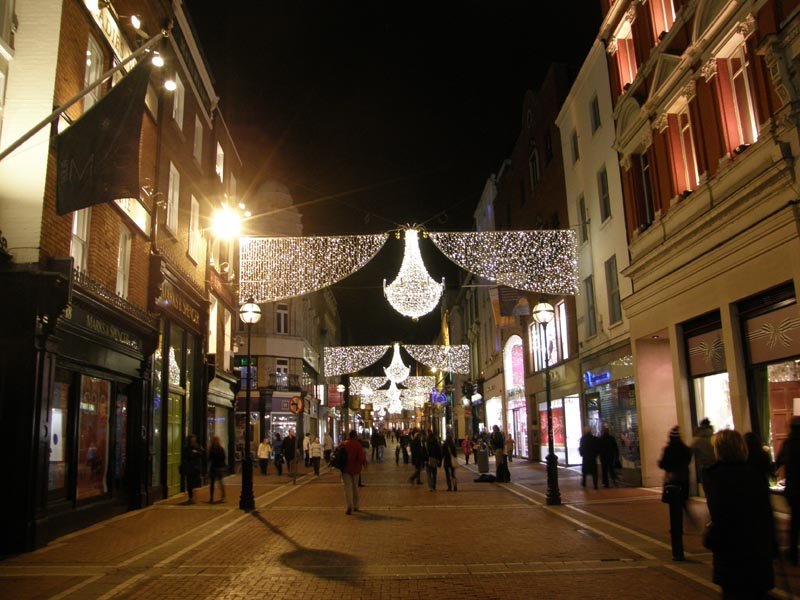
xmin=73 ymin=268 xmax=159 ymax=328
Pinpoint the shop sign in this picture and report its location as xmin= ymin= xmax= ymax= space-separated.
xmin=583 ymin=370 xmax=611 ymax=388
xmin=431 ymin=390 xmax=448 ymax=405
xmin=208 ymin=269 xmax=236 ymax=308
xmin=64 ymin=303 xmax=142 ymax=352
xmin=746 ymin=303 xmax=800 ymax=365
xmin=83 ymin=0 xmax=132 ymax=65
xmin=157 ymin=279 xmax=201 ymax=329
xmin=327 ymin=384 xmax=343 ymax=407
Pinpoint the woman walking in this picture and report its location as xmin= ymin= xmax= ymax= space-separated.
xmin=461 ymin=436 xmax=473 ymax=465
xmin=658 ymin=425 xmax=694 ymax=561
xmin=425 ymin=430 xmax=442 ymax=491
xmin=442 ymin=432 xmax=458 ymax=491
xmin=257 ymin=437 xmax=272 ymax=475
xmin=208 ymin=436 xmax=227 ymax=503
xmin=181 ymin=434 xmax=204 ymax=504
xmin=703 ymin=429 xmax=774 ymax=599
xmin=310 ymin=435 xmax=322 ymax=475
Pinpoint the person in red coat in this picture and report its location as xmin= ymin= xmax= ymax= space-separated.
xmin=343 ymin=430 xmax=366 ymax=515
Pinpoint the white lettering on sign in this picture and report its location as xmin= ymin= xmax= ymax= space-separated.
xmin=84 ymin=0 xmax=133 ymax=64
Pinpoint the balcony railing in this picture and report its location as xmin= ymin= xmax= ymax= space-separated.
xmin=267 ymin=373 xmax=302 ymax=391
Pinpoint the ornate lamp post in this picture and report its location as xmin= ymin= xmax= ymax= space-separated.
xmin=532 ymin=301 xmax=561 ymax=506
xmin=238 ymin=298 xmax=261 ymax=511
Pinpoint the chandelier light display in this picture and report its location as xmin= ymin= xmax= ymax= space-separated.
xmin=383 ymin=342 xmax=410 ymax=384
xmin=350 ymin=376 xmax=388 ymax=397
xmin=404 ymin=344 xmax=470 ymax=374
xmin=383 ymin=229 xmax=445 ymax=320
xmin=401 ymin=376 xmax=435 ymax=394
xmin=429 ymin=230 xmax=579 ymax=295
xmin=323 ymin=345 xmax=390 ymax=377
xmin=239 ymin=233 xmax=388 ymax=303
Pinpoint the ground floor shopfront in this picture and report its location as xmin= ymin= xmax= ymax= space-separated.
xmin=527 ymin=357 xmax=581 ymax=466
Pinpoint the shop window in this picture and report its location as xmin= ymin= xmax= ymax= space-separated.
xmin=538 ymin=398 xmax=567 ymax=464
xmin=216 ymin=142 xmax=225 ymax=183
xmin=151 ymin=340 xmax=163 ymax=487
xmin=615 ymin=21 xmax=638 ymax=89
xmin=716 ymin=40 xmax=758 ymax=150
xmin=169 ymin=323 xmax=185 ymax=388
xmin=585 ymin=275 xmax=598 ymax=337
xmin=692 ymin=373 xmax=734 ymax=431
xmin=114 ymin=391 xmax=128 ymax=493
xmin=208 ymin=295 xmax=218 ymax=355
xmin=578 ymin=195 xmax=589 ymax=244
xmin=70 ymin=208 xmax=90 ymax=272
xmin=605 ymin=255 xmax=622 ymax=324
xmin=571 ymin=129 xmax=580 ymax=164
xmin=650 ymin=0 xmax=675 ymax=39
xmin=83 ymin=35 xmax=104 ymax=112
xmin=590 ymin=94 xmax=601 ymax=133
xmin=115 ymin=225 xmax=131 ymax=298
xmin=598 ymin=166 xmax=611 ymax=222
xmin=77 ymin=375 xmax=110 ymax=500
xmin=166 ymin=162 xmax=180 ymax=234
xmin=223 ymin=309 xmax=232 ymax=371
xmin=171 ymin=73 xmax=184 ymax=130
xmin=49 ymin=371 xmax=71 ymax=497
xmin=529 ymin=147 xmax=541 ymax=189
xmin=188 ymin=195 xmax=201 ymax=262
xmin=667 ymin=104 xmax=699 ymax=192
xmin=193 ymin=115 xmax=203 ymax=165
xmin=276 ymin=302 xmax=289 ymax=334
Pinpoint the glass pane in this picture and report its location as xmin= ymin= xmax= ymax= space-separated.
xmin=49 ymin=376 xmax=70 ymax=493
xmin=152 ymin=336 xmax=163 ymax=486
xmin=169 ymin=324 xmax=184 ymax=388
xmin=754 ymin=359 xmax=800 ymax=463
xmin=186 ymin=334 xmax=195 ymax=438
xmin=77 ymin=376 xmax=110 ymax=499
xmin=114 ymin=392 xmax=128 ymax=492
xmin=692 ymin=372 xmax=733 ymax=431
xmin=733 ymin=72 xmax=755 ymax=144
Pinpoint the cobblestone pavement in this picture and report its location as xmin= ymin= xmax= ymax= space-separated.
xmin=2 ymin=446 xmax=798 ymax=599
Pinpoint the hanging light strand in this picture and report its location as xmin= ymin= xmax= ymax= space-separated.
xmin=383 ymin=229 xmax=444 ymax=319
xmin=403 ymin=344 xmax=470 ymax=374
xmin=323 ymin=345 xmax=390 ymax=377
xmin=429 ymin=230 xmax=578 ymax=295
xmin=239 ymin=233 xmax=388 ymax=303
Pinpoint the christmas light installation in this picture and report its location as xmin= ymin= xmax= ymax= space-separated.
xmin=323 ymin=345 xmax=390 ymax=377
xmin=239 ymin=233 xmax=388 ymax=303
xmin=383 ymin=229 xmax=445 ymax=320
xmin=429 ymin=230 xmax=579 ymax=295
xmin=383 ymin=342 xmax=410 ymax=384
xmin=350 ymin=376 xmax=388 ymax=397
xmin=401 ymin=376 xmax=435 ymax=394
xmin=404 ymin=344 xmax=470 ymax=374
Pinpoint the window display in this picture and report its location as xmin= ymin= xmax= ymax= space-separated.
xmin=49 ymin=378 xmax=70 ymax=494
xmin=77 ymin=375 xmax=110 ymax=499
xmin=692 ymin=372 xmax=733 ymax=431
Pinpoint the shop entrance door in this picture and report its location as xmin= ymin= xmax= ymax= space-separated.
xmin=167 ymin=393 xmax=183 ymax=496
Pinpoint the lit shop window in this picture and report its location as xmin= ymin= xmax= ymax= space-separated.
xmin=717 ymin=39 xmax=758 ymax=150
xmin=166 ymin=162 xmax=180 ymax=234
xmin=115 ymin=225 xmax=132 ymax=298
xmin=692 ymin=372 xmax=734 ymax=432
xmin=172 ymin=73 xmax=185 ymax=130
xmin=614 ymin=21 xmax=638 ymax=89
xmin=529 ymin=300 xmax=569 ymax=371
xmin=188 ymin=195 xmax=200 ymax=262
xmin=650 ymin=0 xmax=675 ymax=39
xmin=667 ymin=104 xmax=699 ymax=192
xmin=83 ymin=36 xmax=104 ymax=111
xmin=70 ymin=208 xmax=91 ymax=272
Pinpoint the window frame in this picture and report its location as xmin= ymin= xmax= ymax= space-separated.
xmin=188 ymin=195 xmax=200 ymax=262
xmin=590 ymin=94 xmax=601 ymax=134
xmin=726 ymin=43 xmax=758 ymax=147
xmin=578 ymin=195 xmax=589 ymax=244
xmin=571 ymin=130 xmax=580 ymax=164
xmin=193 ymin=115 xmax=203 ymax=165
xmin=650 ymin=0 xmax=676 ymax=39
xmin=598 ymin=166 xmax=611 ymax=222
xmin=115 ymin=225 xmax=132 ymax=298
xmin=639 ymin=152 xmax=655 ymax=225
xmin=166 ymin=162 xmax=180 ymax=234
xmin=83 ymin=35 xmax=104 ymax=112
xmin=584 ymin=275 xmax=598 ymax=337
xmin=605 ymin=255 xmax=622 ymax=325
xmin=529 ymin=147 xmax=541 ymax=189
xmin=70 ymin=208 xmax=91 ymax=272
xmin=223 ymin=309 xmax=232 ymax=372
xmin=276 ymin=302 xmax=289 ymax=334
xmin=208 ymin=295 xmax=218 ymax=355
xmin=215 ymin=143 xmax=225 ymax=183
xmin=172 ymin=73 xmax=185 ymax=130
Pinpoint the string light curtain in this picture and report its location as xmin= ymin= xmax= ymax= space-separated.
xmin=239 ymin=233 xmax=389 ymax=303
xmin=383 ymin=342 xmax=410 ymax=384
xmin=383 ymin=229 xmax=445 ymax=319
xmin=404 ymin=344 xmax=470 ymax=374
xmin=428 ymin=230 xmax=579 ymax=295
xmin=402 ymin=376 xmax=435 ymax=394
xmin=350 ymin=376 xmax=388 ymax=397
xmin=323 ymin=345 xmax=390 ymax=377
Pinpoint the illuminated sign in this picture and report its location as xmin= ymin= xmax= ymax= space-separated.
xmin=583 ymin=370 xmax=612 ymax=388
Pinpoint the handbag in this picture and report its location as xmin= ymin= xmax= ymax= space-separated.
xmin=661 ymin=483 xmax=681 ymax=503
xmin=427 ymin=457 xmax=438 ymax=469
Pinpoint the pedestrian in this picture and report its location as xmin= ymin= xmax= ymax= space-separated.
xmin=377 ymin=430 xmax=387 ymax=462
xmin=425 ymin=430 xmax=442 ymax=491
xmin=598 ymin=425 xmax=620 ymax=487
xmin=691 ymin=418 xmax=714 ymax=494
xmin=472 ymin=435 xmax=480 ymax=464
xmin=395 ymin=442 xmax=401 ymax=465
xmin=273 ymin=433 xmax=284 ymax=476
xmin=257 ymin=437 xmax=272 ymax=475
xmin=323 ymin=431 xmax=333 ymax=464
xmin=303 ymin=433 xmax=311 ymax=467
xmin=490 ymin=425 xmax=509 ymax=482
xmin=442 ymin=432 xmax=458 ymax=491
xmin=579 ymin=427 xmax=599 ymax=489
xmin=181 ymin=434 xmax=204 ymax=504
xmin=358 ymin=434 xmax=370 ymax=487
xmin=408 ymin=429 xmax=424 ymax=485
xmin=284 ymin=429 xmax=298 ymax=483
xmin=658 ymin=425 xmax=694 ymax=561
xmin=310 ymin=435 xmax=322 ymax=475
xmin=207 ymin=435 xmax=226 ymax=503
xmin=505 ymin=432 xmax=515 ymax=463
xmin=744 ymin=432 xmax=772 ymax=485
xmin=370 ymin=429 xmax=379 ymax=461
xmin=775 ymin=416 xmax=800 ymax=564
xmin=703 ymin=429 xmax=775 ymax=598
xmin=461 ymin=436 xmax=473 ymax=465
xmin=400 ymin=430 xmax=411 ymax=464
xmin=342 ymin=430 xmax=366 ymax=515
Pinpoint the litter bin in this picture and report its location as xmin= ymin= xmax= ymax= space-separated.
xmin=477 ymin=447 xmax=490 ymax=473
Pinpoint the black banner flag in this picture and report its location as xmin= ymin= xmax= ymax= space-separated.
xmin=56 ymin=61 xmax=152 ymax=215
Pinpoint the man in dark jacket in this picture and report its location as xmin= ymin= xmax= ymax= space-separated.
xmin=776 ymin=417 xmax=800 ymax=564
xmin=598 ymin=425 xmax=620 ymax=488
xmin=399 ymin=430 xmax=411 ymax=464
xmin=408 ymin=429 xmax=424 ymax=485
xmin=490 ymin=425 xmax=509 ymax=482
xmin=579 ymin=427 xmax=599 ymax=489
xmin=658 ymin=425 xmax=694 ymax=561
xmin=283 ymin=430 xmax=298 ymax=484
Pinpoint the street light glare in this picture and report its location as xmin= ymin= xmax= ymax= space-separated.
xmin=164 ymin=78 xmax=177 ymax=91
xmin=212 ymin=207 xmax=241 ymax=240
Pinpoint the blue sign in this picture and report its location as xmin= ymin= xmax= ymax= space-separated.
xmin=584 ymin=370 xmax=611 ymax=388
xmin=431 ymin=389 xmax=448 ymax=405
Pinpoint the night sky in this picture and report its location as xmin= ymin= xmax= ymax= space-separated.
xmin=187 ymin=1 xmax=601 ymax=345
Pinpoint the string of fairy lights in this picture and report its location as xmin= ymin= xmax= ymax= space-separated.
xmin=323 ymin=344 xmax=469 ymax=377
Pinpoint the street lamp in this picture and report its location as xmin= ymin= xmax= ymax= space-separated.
xmin=532 ymin=301 xmax=561 ymax=506
xmin=238 ymin=298 xmax=261 ymax=511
